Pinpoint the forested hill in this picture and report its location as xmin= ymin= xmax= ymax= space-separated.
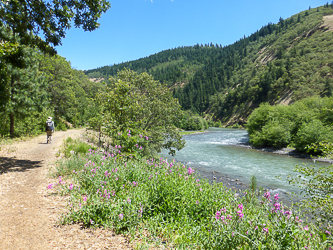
xmin=85 ymin=5 xmax=333 ymax=126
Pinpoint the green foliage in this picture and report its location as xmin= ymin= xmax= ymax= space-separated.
xmin=61 ymin=137 xmax=96 ymax=158
xmin=0 ymin=0 xmax=110 ymax=54
xmin=247 ymin=96 xmax=333 ymax=152
xmin=288 ymin=164 xmax=333 ymax=226
xmin=98 ymin=69 xmax=185 ymax=157
xmin=186 ymin=116 xmax=209 ymax=130
xmin=306 ymin=141 xmax=333 ymax=158
xmin=48 ymin=147 xmax=333 ymax=249
xmin=294 ymin=119 xmax=333 ymax=151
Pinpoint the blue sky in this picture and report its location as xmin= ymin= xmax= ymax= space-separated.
xmin=56 ymin=0 xmax=330 ymax=70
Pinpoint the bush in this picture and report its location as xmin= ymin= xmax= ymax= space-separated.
xmin=247 ymin=96 xmax=333 ymax=154
xmin=62 ymin=137 xmax=96 ymax=158
xmin=251 ymin=121 xmax=291 ymax=147
xmin=294 ymin=119 xmax=333 ymax=152
xmin=186 ymin=116 xmax=208 ymax=130
xmin=47 ymin=142 xmax=333 ymax=249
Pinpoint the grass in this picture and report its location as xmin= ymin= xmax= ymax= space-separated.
xmin=180 ymin=130 xmax=206 ymax=136
xmin=48 ymin=140 xmax=333 ymax=249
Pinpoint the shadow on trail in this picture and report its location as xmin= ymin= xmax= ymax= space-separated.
xmin=0 ymin=157 xmax=42 ymax=174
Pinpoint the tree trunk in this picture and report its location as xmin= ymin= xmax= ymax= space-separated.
xmin=10 ymin=72 xmax=15 ymax=137
xmin=10 ymin=113 xmax=14 ymax=137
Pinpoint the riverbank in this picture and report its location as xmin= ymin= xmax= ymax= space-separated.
xmin=236 ymin=143 xmax=333 ymax=164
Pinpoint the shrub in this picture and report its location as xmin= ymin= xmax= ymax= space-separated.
xmin=47 ymin=143 xmax=333 ymax=249
xmin=294 ymin=119 xmax=333 ymax=152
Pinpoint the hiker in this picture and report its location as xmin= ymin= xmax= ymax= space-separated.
xmin=45 ymin=116 xmax=55 ymax=143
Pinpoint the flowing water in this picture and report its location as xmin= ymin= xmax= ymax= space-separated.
xmin=160 ymin=128 xmax=330 ymax=200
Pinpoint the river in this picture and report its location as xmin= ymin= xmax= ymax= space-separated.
xmin=160 ymin=128 xmax=330 ymax=201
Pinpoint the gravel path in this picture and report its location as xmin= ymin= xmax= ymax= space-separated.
xmin=0 ymin=130 xmax=133 ymax=250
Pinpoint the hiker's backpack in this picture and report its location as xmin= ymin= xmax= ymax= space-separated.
xmin=46 ymin=121 xmax=53 ymax=131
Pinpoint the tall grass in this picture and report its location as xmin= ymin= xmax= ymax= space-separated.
xmin=48 ymin=147 xmax=332 ymax=249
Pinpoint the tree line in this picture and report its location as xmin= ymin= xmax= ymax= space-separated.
xmin=86 ymin=5 xmax=333 ymax=127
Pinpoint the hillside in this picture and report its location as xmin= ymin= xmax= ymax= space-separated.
xmin=85 ymin=5 xmax=333 ymax=126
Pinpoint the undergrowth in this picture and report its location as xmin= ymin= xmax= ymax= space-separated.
xmin=48 ymin=144 xmax=333 ymax=249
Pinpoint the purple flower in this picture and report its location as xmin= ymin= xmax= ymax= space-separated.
xmin=47 ymin=183 xmax=54 ymax=189
xmin=215 ymin=211 xmax=221 ymax=220
xmin=196 ymin=200 xmax=199 ymax=204
xmin=127 ymin=198 xmax=131 ymax=204
xmin=304 ymin=225 xmax=309 ymax=231
xmin=187 ymin=167 xmax=195 ymax=175
xmin=69 ymin=183 xmax=73 ymax=190
xmin=263 ymin=227 xmax=269 ymax=233
xmin=264 ymin=191 xmax=271 ymax=199
xmin=274 ymin=203 xmax=281 ymax=210
xmin=274 ymin=193 xmax=279 ymax=201
xmin=238 ymin=203 xmax=244 ymax=211
xmin=237 ymin=210 xmax=244 ymax=219
xmin=83 ymin=195 xmax=87 ymax=202
xmin=119 ymin=214 xmax=124 ymax=220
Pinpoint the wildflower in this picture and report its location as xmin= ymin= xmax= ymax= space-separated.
xmin=69 ymin=183 xmax=73 ymax=190
xmin=127 ymin=199 xmax=131 ymax=204
xmin=90 ymin=220 xmax=94 ymax=224
xmin=196 ymin=200 xmax=199 ymax=204
xmin=187 ymin=167 xmax=195 ymax=175
xmin=196 ymin=179 xmax=200 ymax=182
xmin=138 ymin=208 xmax=143 ymax=217
xmin=238 ymin=203 xmax=244 ymax=211
xmin=264 ymin=191 xmax=271 ymax=199
xmin=232 ymin=232 xmax=234 ymax=237
xmin=246 ymin=231 xmax=249 ymax=235
xmin=119 ymin=214 xmax=124 ymax=220
xmin=83 ymin=195 xmax=87 ymax=202
xmin=237 ymin=210 xmax=244 ymax=219
xmin=263 ymin=227 xmax=269 ymax=233
xmin=73 ymin=170 xmax=76 ymax=173
xmin=179 ymin=174 xmax=182 ymax=177
xmin=274 ymin=193 xmax=279 ymax=201
xmin=304 ymin=225 xmax=309 ymax=231
xmin=274 ymin=203 xmax=281 ymax=211
xmin=145 ymin=136 xmax=149 ymax=140
xmin=139 ymin=134 xmax=143 ymax=138
xmin=325 ymin=230 xmax=331 ymax=235
xmin=221 ymin=207 xmax=226 ymax=213
xmin=215 ymin=211 xmax=221 ymax=220
xmin=200 ymin=188 xmax=203 ymax=191
xmin=47 ymin=183 xmax=54 ymax=189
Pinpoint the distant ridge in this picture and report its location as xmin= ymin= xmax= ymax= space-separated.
xmin=85 ymin=5 xmax=333 ymax=125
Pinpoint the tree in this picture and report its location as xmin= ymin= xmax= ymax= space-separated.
xmin=99 ymin=69 xmax=185 ymax=157
xmin=0 ymin=0 xmax=110 ymax=136
xmin=0 ymin=47 xmax=50 ymax=136
xmin=0 ymin=0 xmax=111 ymax=54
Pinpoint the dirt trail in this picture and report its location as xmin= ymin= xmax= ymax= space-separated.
xmin=0 ymin=130 xmax=132 ymax=250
